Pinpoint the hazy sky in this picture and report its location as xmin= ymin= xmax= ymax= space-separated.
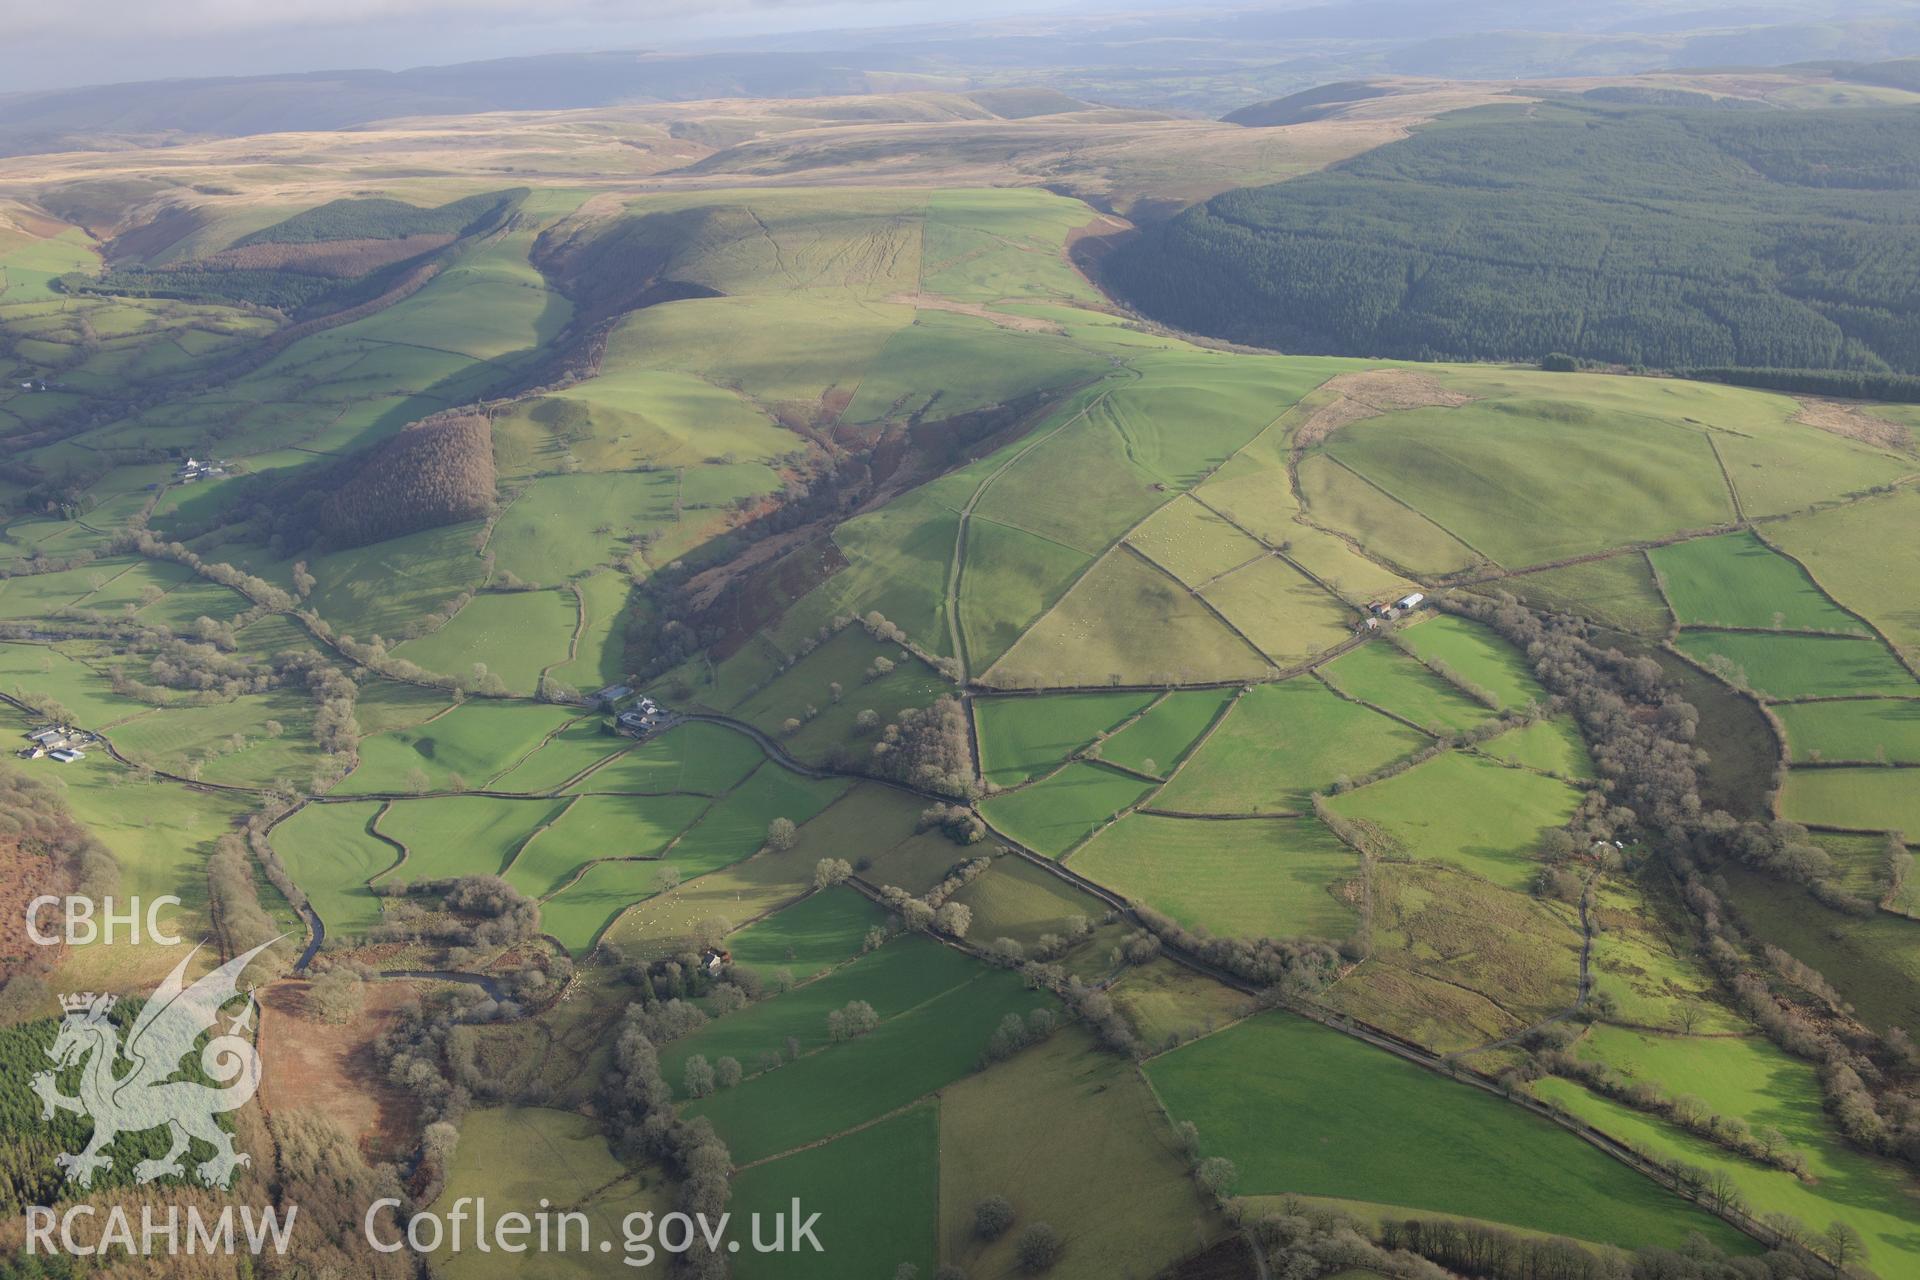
xmin=3 ymin=0 xmax=1092 ymax=94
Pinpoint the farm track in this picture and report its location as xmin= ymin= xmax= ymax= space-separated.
xmin=945 ymin=388 xmax=1115 ymax=680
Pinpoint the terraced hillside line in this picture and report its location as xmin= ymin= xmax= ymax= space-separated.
xmin=536 ymin=580 xmax=590 ymax=691
xmin=1453 ymin=529 xmax=1733 ymax=591
xmin=1316 ymin=451 xmax=1500 ymax=567
xmin=946 ymin=389 xmax=1114 ymax=680
xmin=978 ymin=390 xmax=1366 ymax=691
xmin=1704 ymin=432 xmax=1746 ymax=525
xmin=1120 ymin=541 xmax=1282 ymax=673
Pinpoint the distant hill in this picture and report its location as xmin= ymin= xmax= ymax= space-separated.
xmin=1828 ymin=56 xmax=1920 ymax=92
xmin=1107 ymin=101 xmax=1920 ymax=375
xmin=1223 ymin=82 xmax=1403 ymax=127
xmin=0 ymin=50 xmax=914 ymax=158
xmin=6 ymin=5 xmax=1920 ymax=155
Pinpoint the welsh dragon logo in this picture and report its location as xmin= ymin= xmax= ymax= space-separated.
xmin=30 ymin=939 xmax=278 ymax=1190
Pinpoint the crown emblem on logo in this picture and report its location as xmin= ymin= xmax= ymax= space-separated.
xmin=35 ymin=939 xmax=281 ymax=1191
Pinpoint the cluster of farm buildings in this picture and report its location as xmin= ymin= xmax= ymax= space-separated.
xmin=1359 ymin=591 xmax=1425 ymax=631
xmin=19 ymin=724 xmax=95 ymax=764
xmin=594 ymin=684 xmax=671 ymax=737
xmin=173 ymin=456 xmax=228 ymax=483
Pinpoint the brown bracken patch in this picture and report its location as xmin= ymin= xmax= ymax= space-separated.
xmin=1793 ymin=396 xmax=1914 ymax=453
xmin=1294 ymin=368 xmax=1474 ymax=448
xmin=0 ymin=838 xmax=64 ymax=979
xmin=257 ymin=978 xmax=420 ymax=1161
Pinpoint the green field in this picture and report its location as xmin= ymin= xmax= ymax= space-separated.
xmin=1127 ymin=494 xmax=1266 ymax=587
xmin=567 ymin=721 xmax=766 ymax=795
xmin=1323 ymin=398 xmax=1734 ymax=567
xmin=948 ymin=853 xmax=1106 ymax=950
xmin=685 ymin=966 xmax=1054 ymax=1163
xmin=487 ymin=718 xmax=627 ymax=792
xmin=1327 ymin=751 xmax=1581 ymax=889
xmin=958 ymin=515 xmax=1099 ymax=676
xmin=1778 ymin=767 xmax=1920 ymax=833
xmin=1200 ymin=552 xmax=1355 ymax=664
xmin=392 ymin=589 xmax=579 ymax=694
xmin=662 ymin=764 xmax=849 ymax=877
xmin=108 ymin=693 xmax=326 ymax=788
xmin=722 ymin=886 xmax=887 ymax=982
xmin=301 ymin=523 xmax=491 ymax=638
xmin=1479 ymin=717 xmax=1594 ymax=779
xmin=842 ymin=307 xmax=1104 ymax=424
xmin=1074 ymin=813 xmax=1360 ymax=940
xmin=430 ymin=1107 xmax=670 ymax=1280
xmin=1296 ymin=452 xmax=1480 ymax=577
xmin=0 ymin=642 xmax=154 ymax=727
xmin=506 ymin=792 xmax=709 ymax=897
xmin=1321 ymin=642 xmax=1497 ymax=734
xmin=730 ymin=1103 xmax=938 ymax=1280
xmin=1542 ymin=1025 xmax=1919 ymax=1273
xmin=1774 ymin=699 xmax=1920 ymax=764
xmin=1397 ymin=615 xmax=1544 ymax=710
xmin=336 ymin=700 xmax=577 ymax=794
xmin=488 ymin=472 xmax=681 ymax=582
xmin=1094 ymin=688 xmax=1232 ymax=776
xmin=375 ymin=794 xmax=571 ymax=882
xmin=539 ymin=856 xmax=684 ymax=954
xmin=1674 ymin=630 xmax=1917 ymax=700
xmin=269 ymin=801 xmax=395 ymax=939
xmin=1498 ymin=555 xmax=1673 ymax=635
xmin=546 ymin=571 xmax=636 ymax=692
xmin=975 ymin=690 xmax=1154 ymax=786
xmin=987 ymin=549 xmax=1271 ymax=688
xmin=1155 ymin=678 xmax=1426 ymax=814
xmin=1768 ymin=488 xmax=1920 ymax=658
xmin=941 ymin=1030 xmax=1208 ymax=1280
xmin=980 ymin=761 xmax=1157 ymax=857
xmin=728 ymin=625 xmax=950 ymax=763
xmin=1146 ymin=1013 xmax=1742 ymax=1250
xmin=1650 ymin=532 xmax=1866 ymax=632
xmin=660 ymin=935 xmax=979 ymax=1095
